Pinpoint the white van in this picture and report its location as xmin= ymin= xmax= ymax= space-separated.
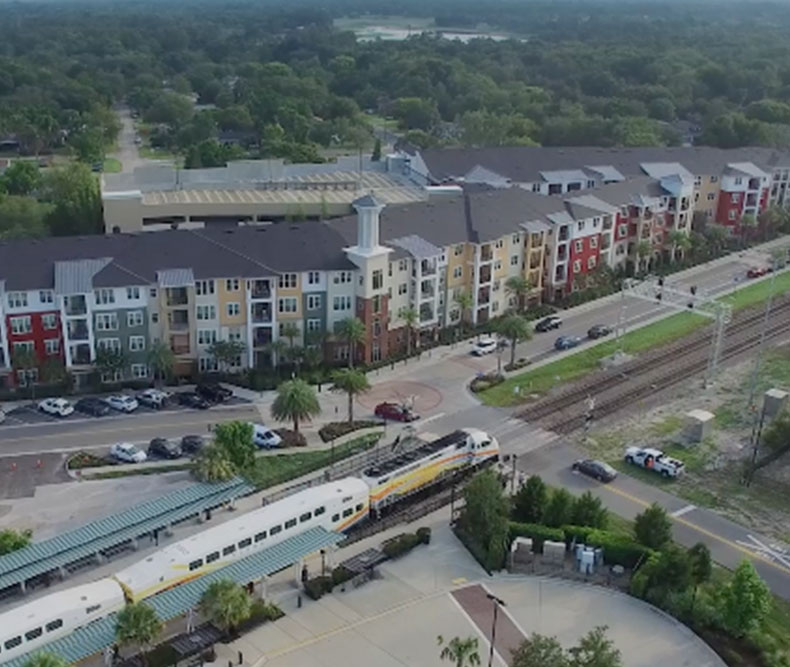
xmin=250 ymin=423 xmax=282 ymax=449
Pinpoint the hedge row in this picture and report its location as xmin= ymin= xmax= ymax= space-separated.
xmin=382 ymin=527 xmax=431 ymax=559
xmin=509 ymin=522 xmax=565 ymax=549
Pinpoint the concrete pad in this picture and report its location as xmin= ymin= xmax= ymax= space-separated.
xmin=313 ymin=594 xmax=364 ymax=624
xmin=335 ymin=574 xmax=422 ymax=618
xmin=281 ymin=598 xmax=353 ymax=636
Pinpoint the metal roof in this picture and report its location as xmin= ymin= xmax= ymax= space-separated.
xmin=54 ymin=258 xmax=112 ymax=295
xmin=156 ymin=268 xmax=195 ymax=288
xmin=0 ymin=478 xmax=252 ymax=592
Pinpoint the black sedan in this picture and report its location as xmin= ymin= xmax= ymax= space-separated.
xmin=147 ymin=438 xmax=183 ymax=459
xmin=572 ymin=458 xmax=618 ymax=483
xmin=196 ymin=382 xmax=233 ymax=403
xmin=180 ymin=435 xmax=205 ymax=455
xmin=74 ymin=397 xmax=112 ymax=417
xmin=176 ymin=392 xmax=211 ymax=409
xmin=535 ymin=315 xmax=563 ymax=332
xmin=587 ymin=324 xmax=613 ymax=339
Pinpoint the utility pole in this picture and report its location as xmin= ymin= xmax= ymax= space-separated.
xmin=486 ymin=593 xmax=506 ymax=667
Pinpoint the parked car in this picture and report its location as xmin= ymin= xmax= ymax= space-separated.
xmin=587 ymin=324 xmax=612 ymax=339
xmin=535 ymin=315 xmax=563 ymax=332
xmin=110 ymin=442 xmax=147 ymax=463
xmin=747 ymin=266 xmax=772 ymax=278
xmin=136 ymin=388 xmax=170 ymax=409
xmin=471 ymin=337 xmax=499 ymax=356
xmin=105 ymin=394 xmax=139 ymax=413
xmin=374 ymin=402 xmax=419 ymax=422
xmin=177 ymin=392 xmax=211 ymax=409
xmin=180 ymin=435 xmax=205 ymax=455
xmin=74 ymin=397 xmax=112 ymax=417
xmin=147 ymin=438 xmax=182 ymax=459
xmin=196 ymin=382 xmax=233 ymax=403
xmin=572 ymin=458 xmax=618 ymax=482
xmin=554 ymin=335 xmax=583 ymax=351
xmin=38 ymin=398 xmax=74 ymax=418
xmin=250 ymin=423 xmax=282 ymax=449
xmin=625 ymin=446 xmax=685 ymax=478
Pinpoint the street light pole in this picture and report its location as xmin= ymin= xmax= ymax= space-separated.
xmin=486 ymin=593 xmax=506 ymax=667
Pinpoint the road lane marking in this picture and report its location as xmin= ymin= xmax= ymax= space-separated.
xmin=671 ymin=504 xmax=696 ymax=518
xmin=417 ymin=412 xmax=446 ymax=427
xmin=602 ymin=483 xmax=790 ymax=576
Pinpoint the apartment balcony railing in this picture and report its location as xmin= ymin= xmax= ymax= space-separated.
xmin=70 ymin=344 xmax=91 ymax=365
xmin=643 ymin=209 xmax=653 ymax=219
xmin=170 ymin=335 xmax=190 ymax=355
xmin=252 ymin=306 xmax=272 ymax=323
xmin=680 ymin=199 xmax=690 ymax=211
xmin=168 ymin=311 xmax=190 ymax=331
xmin=558 ymin=227 xmax=570 ymax=241
xmin=420 ymin=261 xmax=437 ymax=275
xmin=556 ymin=244 xmax=567 ymax=261
xmin=166 ymin=288 xmax=189 ymax=307
xmin=67 ymin=321 xmax=89 ymax=341
xmin=748 ymin=178 xmax=761 ymax=190
xmin=419 ymin=305 xmax=435 ymax=323
xmin=253 ymin=329 xmax=273 ymax=347
xmin=480 ymin=246 xmax=493 ymax=262
xmin=602 ymin=218 xmax=613 ymax=231
xmin=64 ymin=296 xmax=87 ymax=317
xmin=478 ymin=266 xmax=492 ymax=284
xmin=477 ymin=287 xmax=491 ymax=305
xmin=251 ymin=281 xmax=272 ymax=299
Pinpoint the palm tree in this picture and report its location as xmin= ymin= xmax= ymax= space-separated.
xmin=266 ymin=339 xmax=289 ymax=370
xmin=505 ymin=275 xmax=531 ymax=312
xmin=201 ymin=579 xmax=252 ymax=636
xmin=280 ymin=322 xmax=300 ymax=349
xmin=147 ymin=341 xmax=175 ymax=386
xmin=635 ymin=240 xmax=652 ymax=275
xmin=207 ymin=340 xmax=246 ymax=373
xmin=115 ymin=603 xmax=163 ymax=666
xmin=336 ymin=317 xmax=366 ymax=368
xmin=193 ymin=444 xmax=237 ymax=482
xmin=740 ymin=212 xmax=757 ymax=248
xmin=402 ymin=307 xmax=419 ymax=357
xmin=454 ymin=290 xmax=474 ymax=331
xmin=23 ymin=653 xmax=69 ymax=667
xmin=437 ymin=635 xmax=481 ymax=667
xmin=271 ymin=378 xmax=321 ymax=433
xmin=331 ymin=368 xmax=370 ymax=423
xmin=496 ymin=314 xmax=532 ymax=367
xmin=667 ymin=230 xmax=690 ymax=263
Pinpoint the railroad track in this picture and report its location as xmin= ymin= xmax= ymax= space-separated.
xmin=517 ymin=297 xmax=790 ymax=434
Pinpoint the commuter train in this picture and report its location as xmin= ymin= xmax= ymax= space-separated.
xmin=0 ymin=428 xmax=497 ymax=664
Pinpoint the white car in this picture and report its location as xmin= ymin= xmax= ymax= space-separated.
xmin=250 ymin=423 xmax=283 ymax=449
xmin=38 ymin=398 xmax=74 ymax=418
xmin=471 ymin=337 xmax=499 ymax=356
xmin=110 ymin=442 xmax=147 ymax=464
xmin=136 ymin=388 xmax=170 ymax=409
xmin=105 ymin=395 xmax=139 ymax=413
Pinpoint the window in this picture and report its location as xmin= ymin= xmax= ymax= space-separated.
xmin=493 ymin=279 xmax=500 ymax=292
xmin=332 ymin=296 xmax=352 ymax=311
xmin=125 ymin=310 xmax=143 ymax=328
xmin=510 ymin=255 xmax=519 ymax=266
xmin=97 ymin=338 xmax=121 ymax=353
xmin=254 ymin=531 xmax=267 ymax=542
xmin=129 ymin=335 xmax=146 ymax=352
xmin=151 ymin=313 xmax=159 ymax=324
xmin=39 ymin=290 xmax=54 ymax=304
xmin=206 ymin=552 xmax=220 ymax=564
xmin=729 ymin=210 xmax=736 ymax=220
xmin=94 ymin=289 xmax=115 ymax=305
xmin=734 ymin=177 xmax=743 ymax=186
xmin=197 ymin=330 xmax=217 ymax=345
xmin=197 ymin=305 xmax=216 ymax=320
xmin=531 ymin=183 xmax=541 ymax=193
xmin=372 ymin=269 xmax=383 ymax=290
xmin=398 ymin=258 xmax=409 ymax=271
xmin=494 ymin=260 xmax=502 ymax=270
xmin=96 ymin=313 xmax=118 ymax=331
xmin=150 ymin=287 xmax=157 ymax=298
xmin=14 ymin=341 xmax=33 ymax=354
xmin=189 ymin=559 xmax=203 ymax=571
xmin=10 ymin=316 xmax=31 ymax=335
xmin=574 ymin=240 xmax=583 ymax=253
xmin=222 ymin=545 xmax=236 ymax=556
xmin=373 ymin=320 xmax=381 ymax=337
xmin=228 ymin=328 xmax=242 ymax=342
xmin=40 ymin=313 xmax=57 ymax=330
xmin=453 ymin=267 xmax=462 ymax=279
xmin=495 ymin=239 xmax=504 ymax=249
xmin=300 ymin=512 xmax=312 ymax=523
xmin=307 ymin=318 xmax=321 ymax=332
xmin=454 ymin=244 xmax=464 ymax=256
xmin=45 ymin=620 xmax=63 ymax=633
xmin=279 ymin=273 xmax=297 ymax=289
xmin=707 ymin=192 xmax=715 ymax=201
xmin=7 ymin=292 xmax=27 ymax=308
xmin=195 ymin=280 xmax=215 ymax=295
xmin=226 ymin=302 xmax=240 ymax=317
xmin=25 ymin=627 xmax=43 ymax=641
xmin=492 ymin=301 xmax=499 ymax=313
xmin=126 ymin=287 xmax=141 ymax=300
xmin=589 ymin=236 xmax=598 ymax=249
xmin=307 ymin=271 xmax=320 ymax=285
xmin=587 ymin=256 xmax=597 ymax=269
xmin=333 ymin=345 xmax=350 ymax=361
xmin=731 ymin=193 xmax=740 ymax=203
xmin=44 ymin=339 xmax=60 ymax=355
xmin=199 ymin=357 xmax=218 ymax=373
xmin=710 ymin=175 xmax=718 ymax=183
xmin=694 ymin=176 xmax=702 ymax=186
xmin=342 ymin=507 xmax=353 ymax=518
xmin=587 ymin=179 xmax=596 ymax=189
xmin=577 ymin=221 xmax=585 ymax=232
xmin=225 ymin=278 xmax=240 ymax=291
xmin=270 ymin=525 xmax=282 ymax=535
xmin=512 ymin=234 xmax=520 ymax=245
xmin=397 ymin=282 xmax=408 ymax=296
xmin=573 ymin=260 xmax=581 ymax=273
xmin=239 ymin=538 xmax=252 ymax=549
xmin=618 ymin=225 xmax=627 ymax=238
xmin=332 ymin=513 xmax=340 ymax=522
xmin=307 ymin=294 xmax=322 ymax=310
xmin=5 ymin=637 xmax=22 ymax=650
xmin=278 ymin=297 xmax=297 ymax=313
xmin=131 ymin=364 xmax=148 ymax=379
xmin=314 ymin=506 xmax=325 ymax=516
xmin=333 ymin=271 xmax=352 ymax=284
xmin=372 ymin=295 xmax=381 ymax=314
xmin=285 ymin=518 xmax=297 ymax=530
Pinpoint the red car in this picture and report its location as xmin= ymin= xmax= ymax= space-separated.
xmin=374 ymin=402 xmax=419 ymax=422
xmin=747 ymin=266 xmax=771 ymax=278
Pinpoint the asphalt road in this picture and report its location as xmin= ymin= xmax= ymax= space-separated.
xmin=110 ymin=106 xmax=146 ymax=172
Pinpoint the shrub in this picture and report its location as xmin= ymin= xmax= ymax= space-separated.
xmin=274 ymin=428 xmax=307 ymax=447
xmin=68 ymin=451 xmax=110 ymax=469
xmin=453 ymin=525 xmax=501 ymax=573
xmin=303 ymin=576 xmax=333 ymax=601
xmin=562 ymin=524 xmax=597 ymax=546
xmin=383 ymin=532 xmax=422 ymax=559
xmin=416 ymin=527 xmax=432 ymax=544
xmin=249 ymin=599 xmax=285 ymax=623
xmin=469 ymin=373 xmax=505 ymax=393
xmin=586 ymin=530 xmax=653 ymax=568
xmin=331 ymin=566 xmax=355 ymax=587
xmin=318 ymin=420 xmax=381 ymax=442
xmin=509 ymin=522 xmax=565 ymax=552
xmin=504 ymin=358 xmax=530 ymax=372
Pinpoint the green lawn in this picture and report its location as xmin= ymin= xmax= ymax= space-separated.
xmin=719 ymin=269 xmax=790 ymax=311
xmin=102 ymin=157 xmax=122 ymax=173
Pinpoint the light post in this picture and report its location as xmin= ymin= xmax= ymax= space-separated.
xmin=486 ymin=593 xmax=506 ymax=667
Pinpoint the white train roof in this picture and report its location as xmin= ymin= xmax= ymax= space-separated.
xmin=114 ymin=477 xmax=368 ymax=589
xmin=0 ymin=578 xmax=123 ymax=638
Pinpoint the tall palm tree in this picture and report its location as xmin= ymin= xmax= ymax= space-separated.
xmin=667 ymin=230 xmax=689 ymax=263
xmin=201 ymin=579 xmax=252 ymax=636
xmin=496 ymin=314 xmax=532 ymax=367
xmin=271 ymin=378 xmax=321 ymax=433
xmin=402 ymin=307 xmax=419 ymax=357
xmin=23 ymin=653 xmax=69 ymax=667
xmin=331 ymin=368 xmax=370 ymax=423
xmin=115 ymin=603 xmax=163 ymax=666
xmin=505 ymin=275 xmax=531 ymax=312
xmin=437 ymin=635 xmax=481 ymax=667
xmin=336 ymin=317 xmax=366 ymax=368
xmin=635 ymin=240 xmax=652 ymax=275
xmin=147 ymin=341 xmax=175 ymax=386
xmin=454 ymin=290 xmax=474 ymax=331
xmin=193 ymin=444 xmax=237 ymax=483
xmin=266 ymin=339 xmax=289 ymax=370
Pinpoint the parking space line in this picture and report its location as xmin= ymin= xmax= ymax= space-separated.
xmin=671 ymin=504 xmax=696 ymax=518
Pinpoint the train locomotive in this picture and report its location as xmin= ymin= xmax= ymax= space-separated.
xmin=0 ymin=428 xmax=498 ymax=664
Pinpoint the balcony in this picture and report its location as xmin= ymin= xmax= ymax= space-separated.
xmin=641 ymin=224 xmax=652 ymax=237
xmin=554 ymin=265 xmax=566 ymax=282
xmin=748 ymin=178 xmax=761 ymax=191
xmin=419 ymin=304 xmax=435 ymax=323
xmin=478 ymin=265 xmax=492 ymax=284
xmin=165 ymin=287 xmax=189 ymax=307
xmin=529 ymin=256 xmax=542 ymax=270
xmin=530 ymin=233 xmax=543 ymax=247
xmin=251 ymin=280 xmax=272 ymax=300
xmin=70 ymin=343 xmax=91 ymax=365
xmin=556 ymin=243 xmax=567 ymax=261
xmin=420 ymin=259 xmax=437 ymax=275
xmin=252 ymin=303 xmax=272 ymax=323
xmin=0 ymin=349 xmax=6 ymax=368
xmin=478 ymin=286 xmax=491 ymax=305
xmin=668 ymin=198 xmax=677 ymax=212
xmin=643 ymin=208 xmax=653 ymax=220
xmin=64 ymin=295 xmax=87 ymax=317
xmin=601 ymin=236 xmax=611 ymax=251
xmin=480 ymin=245 xmax=493 ymax=262
xmin=168 ymin=310 xmax=190 ymax=331
xmin=602 ymin=217 xmax=613 ymax=231
xmin=558 ymin=226 xmax=570 ymax=242
xmin=170 ymin=334 xmax=190 ymax=356
xmin=253 ymin=327 xmax=273 ymax=348
xmin=67 ymin=320 xmax=89 ymax=341
xmin=746 ymin=193 xmax=758 ymax=207
xmin=420 ymin=280 xmax=435 ymax=299
xmin=681 ymin=198 xmax=690 ymax=211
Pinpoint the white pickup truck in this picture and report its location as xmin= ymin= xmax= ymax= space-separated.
xmin=624 ymin=446 xmax=685 ymax=478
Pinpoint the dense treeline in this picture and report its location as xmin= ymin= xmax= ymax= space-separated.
xmin=3 ymin=0 xmax=790 ymax=165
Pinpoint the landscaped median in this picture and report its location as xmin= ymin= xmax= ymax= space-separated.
xmin=480 ymin=268 xmax=790 ymax=407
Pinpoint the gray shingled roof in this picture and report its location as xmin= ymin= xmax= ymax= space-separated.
xmin=390 ymin=234 xmax=443 ymax=259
